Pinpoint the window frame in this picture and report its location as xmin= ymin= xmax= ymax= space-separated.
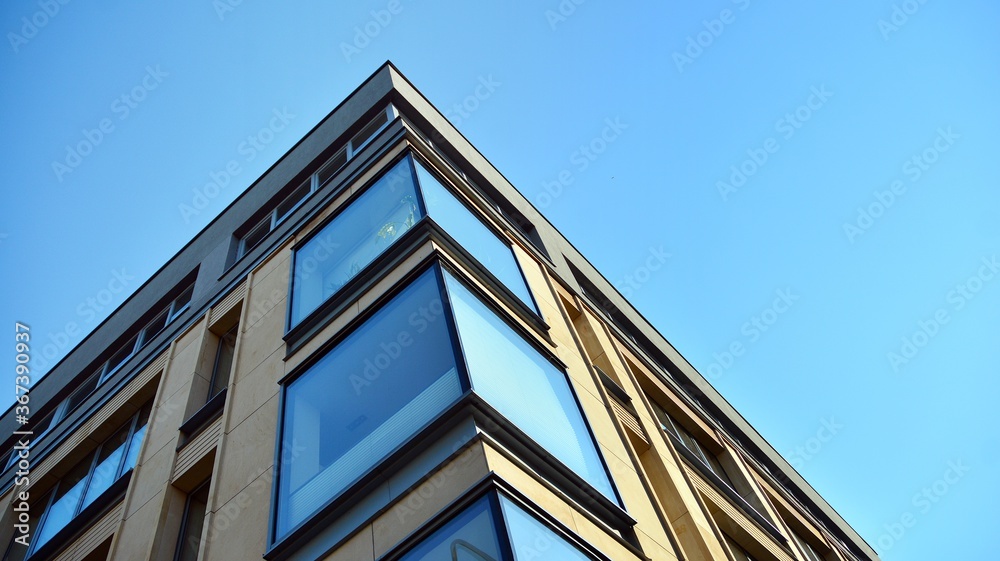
xmin=26 ymin=405 xmax=149 ymax=557
xmin=271 ymin=260 xmax=622 ymax=548
xmin=285 ymin=150 xmax=542 ymax=335
xmin=173 ymin=479 xmax=212 ymax=561
xmin=234 ymin=105 xmax=398 ymax=264
xmin=380 ymin=485 xmax=610 ymax=561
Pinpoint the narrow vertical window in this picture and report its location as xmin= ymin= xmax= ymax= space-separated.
xmin=208 ymin=324 xmax=238 ymax=400
xmin=174 ymin=481 xmax=211 ymax=561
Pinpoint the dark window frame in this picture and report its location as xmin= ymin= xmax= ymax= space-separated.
xmin=270 ymin=259 xmax=622 ymax=550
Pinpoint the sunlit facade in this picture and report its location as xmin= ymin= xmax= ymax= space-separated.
xmin=0 ymin=63 xmax=878 ymax=561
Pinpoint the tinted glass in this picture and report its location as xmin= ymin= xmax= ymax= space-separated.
xmin=140 ymin=309 xmax=169 ymax=346
xmin=316 ymin=148 xmax=347 ymax=188
xmin=175 ymin=483 xmax=210 ymax=561
xmin=500 ymin=496 xmax=593 ymax=561
xmin=415 ymin=160 xmax=537 ymax=314
xmin=399 ymin=497 xmax=504 ymax=561
xmin=278 ymin=268 xmax=462 ymax=536
xmin=275 ymin=179 xmax=312 ymax=223
xmin=104 ymin=335 xmax=138 ymax=379
xmin=33 ymin=458 xmax=91 ymax=549
xmin=240 ymin=219 xmax=271 ymax=256
xmin=350 ymin=110 xmax=388 ymax=153
xmin=81 ymin=425 xmax=130 ymax=509
xmin=209 ymin=325 xmax=238 ymax=399
xmin=290 ymin=158 xmax=420 ymax=326
xmin=444 ymin=272 xmax=617 ymax=504
xmin=64 ymin=371 xmax=100 ymax=412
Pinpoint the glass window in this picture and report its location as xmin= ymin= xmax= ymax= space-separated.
xmin=174 ymin=481 xmax=211 ymax=561
xmin=277 ymin=268 xmax=463 ymax=537
xmin=240 ymin=219 xmax=271 ymax=257
xmin=316 ymin=147 xmax=348 ymax=189
xmin=81 ymin=425 xmax=131 ymax=509
xmin=28 ymin=405 xmax=150 ymax=556
xmin=290 ymin=158 xmax=420 ymax=325
xmin=139 ymin=309 xmax=169 ymax=346
xmin=123 ymin=403 xmax=151 ymax=473
xmin=209 ymin=325 xmax=238 ymax=400
xmin=171 ymin=284 xmax=194 ymax=319
xmin=398 ymin=497 xmax=503 ymax=561
xmin=500 ymin=496 xmax=593 ymax=561
xmin=443 ymin=270 xmax=618 ymax=504
xmin=102 ymin=334 xmax=138 ymax=381
xmin=394 ymin=493 xmax=598 ymax=561
xmin=32 ymin=460 xmax=91 ymax=550
xmin=415 ymin=160 xmax=537 ymax=314
xmin=791 ymin=530 xmax=824 ymax=561
xmin=275 ymin=179 xmax=312 ymax=224
xmin=349 ymin=110 xmax=389 ymax=155
xmin=64 ymin=371 xmax=100 ymax=412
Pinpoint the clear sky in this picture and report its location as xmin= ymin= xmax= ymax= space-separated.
xmin=1 ymin=2 xmax=996 ymax=559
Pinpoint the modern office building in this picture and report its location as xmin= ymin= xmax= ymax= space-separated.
xmin=0 ymin=63 xmax=878 ymax=561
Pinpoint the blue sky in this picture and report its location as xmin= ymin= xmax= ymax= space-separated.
xmin=1 ymin=1 xmax=996 ymax=559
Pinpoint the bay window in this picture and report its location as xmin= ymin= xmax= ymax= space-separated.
xmin=275 ymin=263 xmax=617 ymax=542
xmin=389 ymin=491 xmax=601 ymax=561
xmin=289 ymin=153 xmax=537 ymax=328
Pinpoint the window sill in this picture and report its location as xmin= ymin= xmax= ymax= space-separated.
xmin=177 ymin=389 xmax=226 ymax=449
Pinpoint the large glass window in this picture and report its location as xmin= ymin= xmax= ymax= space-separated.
xmin=290 ymin=158 xmax=420 ymax=325
xmin=414 ymin=160 xmax=537 ymax=314
xmin=28 ymin=404 xmax=150 ymax=556
xmin=398 ymin=496 xmax=503 ymax=561
xmin=391 ymin=492 xmax=598 ymax=561
xmin=277 ymin=268 xmax=464 ymax=536
xmin=276 ymin=264 xmax=617 ymax=542
xmin=443 ymin=271 xmax=617 ymax=504
xmin=289 ymin=153 xmax=537 ymax=328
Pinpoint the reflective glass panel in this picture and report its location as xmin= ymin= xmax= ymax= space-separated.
xmin=278 ymin=268 xmax=462 ymax=536
xmin=399 ymin=497 xmax=503 ymax=561
xmin=415 ymin=160 xmax=537 ymax=314
xmin=443 ymin=271 xmax=617 ymax=504
xmin=81 ymin=425 xmax=130 ymax=509
xmin=290 ymin=158 xmax=420 ymax=326
xmin=500 ymin=496 xmax=593 ymax=561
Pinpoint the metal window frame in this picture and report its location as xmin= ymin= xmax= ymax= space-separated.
xmin=270 ymin=259 xmax=624 ymax=550
xmin=172 ymin=479 xmax=212 ymax=561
